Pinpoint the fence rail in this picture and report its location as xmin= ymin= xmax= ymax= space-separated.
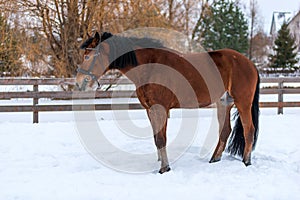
xmin=0 ymin=77 xmax=300 ymax=123
xmin=259 ymin=77 xmax=300 ymax=114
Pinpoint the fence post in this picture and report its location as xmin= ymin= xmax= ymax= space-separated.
xmin=278 ymin=80 xmax=283 ymax=114
xmin=33 ymin=84 xmax=39 ymax=123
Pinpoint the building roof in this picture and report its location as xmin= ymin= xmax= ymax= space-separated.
xmin=270 ymin=12 xmax=292 ymax=35
xmin=288 ymin=10 xmax=300 ymax=26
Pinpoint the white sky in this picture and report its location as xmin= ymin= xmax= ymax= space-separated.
xmin=240 ymin=0 xmax=300 ymax=33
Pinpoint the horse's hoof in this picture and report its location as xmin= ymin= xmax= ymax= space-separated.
xmin=243 ymin=160 xmax=252 ymax=166
xmin=159 ymin=166 xmax=171 ymax=174
xmin=209 ymin=157 xmax=221 ymax=163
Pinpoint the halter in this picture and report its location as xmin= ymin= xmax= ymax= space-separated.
xmin=77 ymin=46 xmax=101 ymax=89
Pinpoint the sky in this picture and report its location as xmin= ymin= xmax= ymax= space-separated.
xmin=240 ymin=0 xmax=300 ymax=33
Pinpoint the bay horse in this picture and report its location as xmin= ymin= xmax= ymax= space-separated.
xmin=76 ymin=32 xmax=260 ymax=174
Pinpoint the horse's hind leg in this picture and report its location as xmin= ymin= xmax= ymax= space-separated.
xmin=210 ymin=101 xmax=233 ymax=163
xmin=236 ymin=104 xmax=255 ymax=166
xmin=147 ymin=106 xmax=170 ymax=174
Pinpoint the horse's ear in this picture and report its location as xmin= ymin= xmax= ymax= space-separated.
xmin=101 ymin=32 xmax=113 ymax=41
xmin=95 ymin=32 xmax=100 ymax=41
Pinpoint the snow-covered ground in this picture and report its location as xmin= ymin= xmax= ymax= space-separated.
xmin=0 ymin=105 xmax=299 ymax=200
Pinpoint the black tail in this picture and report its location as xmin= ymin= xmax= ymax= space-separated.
xmin=226 ymin=74 xmax=260 ymax=157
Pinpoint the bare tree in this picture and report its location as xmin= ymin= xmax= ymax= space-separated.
xmin=249 ymin=0 xmax=259 ymax=60
xmin=191 ymin=0 xmax=211 ymax=41
xmin=1 ymin=0 xmax=210 ymax=77
xmin=251 ymin=31 xmax=272 ymax=68
xmin=159 ymin=0 xmax=204 ymax=35
xmin=0 ymin=0 xmax=24 ymax=76
xmin=14 ymin=0 xmax=174 ymax=76
xmin=15 ymin=0 xmax=104 ymax=77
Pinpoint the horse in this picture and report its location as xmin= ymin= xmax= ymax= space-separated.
xmin=75 ymin=32 xmax=260 ymax=174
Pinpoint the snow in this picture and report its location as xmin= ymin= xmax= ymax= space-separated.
xmin=0 ymin=105 xmax=300 ymax=200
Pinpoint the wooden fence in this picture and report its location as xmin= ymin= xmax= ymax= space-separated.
xmin=259 ymin=77 xmax=300 ymax=114
xmin=0 ymin=77 xmax=300 ymax=123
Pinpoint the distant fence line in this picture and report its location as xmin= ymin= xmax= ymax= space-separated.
xmin=0 ymin=77 xmax=300 ymax=123
xmin=259 ymin=77 xmax=300 ymax=114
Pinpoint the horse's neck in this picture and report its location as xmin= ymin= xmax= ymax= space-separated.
xmin=119 ymin=48 xmax=186 ymax=86
xmin=118 ymin=48 xmax=157 ymax=85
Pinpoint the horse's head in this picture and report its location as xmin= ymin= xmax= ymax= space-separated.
xmin=76 ymin=32 xmax=113 ymax=91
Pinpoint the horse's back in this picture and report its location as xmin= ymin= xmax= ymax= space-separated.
xmin=209 ymin=48 xmax=257 ymax=73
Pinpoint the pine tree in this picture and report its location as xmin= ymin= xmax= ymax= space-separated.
xmin=192 ymin=0 xmax=249 ymax=54
xmin=269 ymin=22 xmax=299 ymax=69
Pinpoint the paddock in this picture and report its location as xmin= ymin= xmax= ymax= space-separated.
xmin=0 ymin=77 xmax=300 ymax=199
xmin=0 ymin=107 xmax=300 ymax=199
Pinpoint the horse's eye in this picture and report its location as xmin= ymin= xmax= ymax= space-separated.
xmin=84 ymin=55 xmax=90 ymax=60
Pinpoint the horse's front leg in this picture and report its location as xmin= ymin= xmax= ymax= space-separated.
xmin=147 ymin=105 xmax=170 ymax=174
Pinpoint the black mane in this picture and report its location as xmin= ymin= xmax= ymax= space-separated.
xmin=80 ymin=32 xmax=164 ymax=69
xmin=106 ymin=35 xmax=164 ymax=69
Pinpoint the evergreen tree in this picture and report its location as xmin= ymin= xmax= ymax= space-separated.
xmin=269 ymin=22 xmax=298 ymax=69
xmin=192 ymin=0 xmax=249 ymax=54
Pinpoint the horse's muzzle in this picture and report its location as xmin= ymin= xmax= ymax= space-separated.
xmin=74 ymin=77 xmax=88 ymax=91
xmin=75 ymin=78 xmax=98 ymax=92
